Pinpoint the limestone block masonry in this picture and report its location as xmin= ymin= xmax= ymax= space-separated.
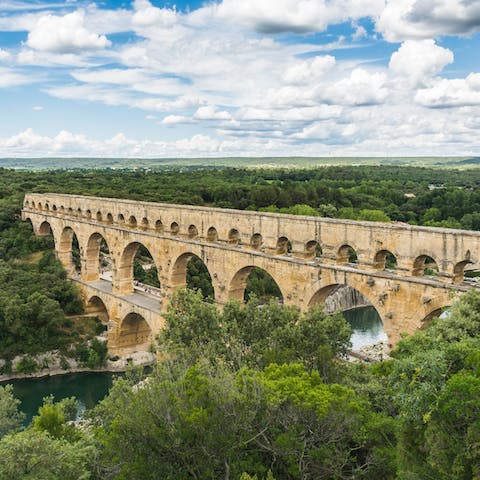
xmin=22 ymin=193 xmax=480 ymax=353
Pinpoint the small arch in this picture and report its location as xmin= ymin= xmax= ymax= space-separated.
xmin=117 ymin=214 xmax=125 ymax=224
xmin=45 ymin=203 xmax=50 ymax=211
xmin=188 ymin=224 xmax=198 ymax=239
xmin=413 ymin=255 xmax=439 ymax=277
xmin=106 ymin=213 xmax=114 ymax=224
xmin=305 ymin=240 xmax=322 ymax=260
xmin=52 ymin=204 xmax=57 ymax=212
xmin=170 ymin=222 xmax=179 ymax=236
xmin=38 ymin=202 xmax=43 ymax=210
xmin=453 ymin=260 xmax=473 ymax=284
xmin=374 ymin=250 xmax=397 ymax=270
xmin=76 ymin=208 xmax=82 ymax=218
xmin=206 ymin=226 xmax=218 ymax=242
xmin=141 ymin=217 xmax=149 ymax=230
xmin=422 ymin=306 xmax=451 ymax=325
xmin=155 ymin=220 xmax=164 ymax=233
xmin=337 ymin=244 xmax=358 ymax=265
xmin=59 ymin=206 xmax=65 ymax=215
xmin=228 ymin=228 xmax=240 ymax=246
xmin=251 ymin=233 xmax=263 ymax=250
xmin=117 ymin=312 xmax=152 ymax=353
xmin=67 ymin=207 xmax=73 ymax=216
xmin=96 ymin=211 xmax=103 ymax=222
xmin=228 ymin=266 xmax=283 ymax=303
xmin=86 ymin=296 xmax=109 ymax=324
xmin=128 ymin=215 xmax=137 ymax=228
xmin=24 ymin=200 xmax=30 ymax=208
xmin=85 ymin=209 xmax=92 ymax=219
xmin=38 ymin=221 xmax=52 ymax=236
xmin=276 ymin=236 xmax=292 ymax=255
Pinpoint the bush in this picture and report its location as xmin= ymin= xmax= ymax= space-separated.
xmin=15 ymin=356 xmax=38 ymax=374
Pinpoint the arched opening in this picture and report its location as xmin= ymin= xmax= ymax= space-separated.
xmin=206 ymin=227 xmax=218 ymax=242
xmin=117 ymin=312 xmax=152 ymax=353
xmin=188 ymin=224 xmax=198 ymax=239
xmin=38 ymin=202 xmax=43 ymax=210
xmin=422 ymin=306 xmax=451 ymax=325
xmin=85 ymin=233 xmax=111 ymax=282
xmin=76 ymin=208 xmax=82 ymax=218
xmin=24 ymin=200 xmax=30 ymax=208
xmin=308 ymin=284 xmax=386 ymax=351
xmin=38 ymin=221 xmax=53 ymax=236
xmin=117 ymin=214 xmax=125 ymax=224
xmin=67 ymin=207 xmax=73 ymax=216
xmin=228 ymin=228 xmax=240 ymax=246
xmin=141 ymin=217 xmax=149 ymax=230
xmin=59 ymin=206 xmax=65 ymax=215
xmin=96 ymin=211 xmax=102 ymax=222
xmin=85 ymin=209 xmax=92 ymax=219
xmin=52 ymin=204 xmax=57 ymax=213
xmin=59 ymin=227 xmax=81 ymax=275
xmin=374 ymin=250 xmax=397 ymax=271
xmin=413 ymin=255 xmax=439 ymax=277
xmin=170 ymin=222 xmax=179 ymax=236
xmin=155 ymin=220 xmax=164 ymax=233
xmin=171 ymin=253 xmax=214 ymax=301
xmin=45 ymin=203 xmax=50 ymax=211
xmin=106 ymin=213 xmax=113 ymax=224
xmin=118 ymin=242 xmax=160 ymax=295
xmin=276 ymin=236 xmax=292 ymax=255
xmin=337 ymin=244 xmax=358 ymax=265
xmin=454 ymin=259 xmax=474 ymax=284
xmin=251 ymin=233 xmax=263 ymax=250
xmin=229 ymin=266 xmax=282 ymax=303
xmin=86 ymin=296 xmax=109 ymax=325
xmin=128 ymin=215 xmax=137 ymax=228
xmin=305 ymin=240 xmax=322 ymax=260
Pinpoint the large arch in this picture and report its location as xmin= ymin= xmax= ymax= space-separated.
xmin=38 ymin=220 xmax=53 ymax=237
xmin=85 ymin=232 xmax=112 ymax=282
xmin=228 ymin=266 xmax=283 ymax=303
xmin=58 ymin=226 xmax=81 ymax=275
xmin=116 ymin=312 xmax=152 ymax=352
xmin=85 ymin=295 xmax=109 ymax=324
xmin=413 ymin=254 xmax=439 ymax=277
xmin=170 ymin=252 xmax=214 ymax=300
xmin=117 ymin=242 xmax=159 ymax=295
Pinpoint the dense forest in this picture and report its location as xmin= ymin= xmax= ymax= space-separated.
xmin=0 ymin=165 xmax=479 ymax=478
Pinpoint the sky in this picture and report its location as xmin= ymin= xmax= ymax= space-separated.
xmin=0 ymin=0 xmax=479 ymax=158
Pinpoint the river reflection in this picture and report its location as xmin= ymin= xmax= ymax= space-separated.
xmin=342 ymin=306 xmax=387 ymax=350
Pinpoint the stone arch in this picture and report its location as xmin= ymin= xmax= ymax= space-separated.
xmin=116 ymin=312 xmax=152 ymax=353
xmin=117 ymin=214 xmax=125 ymax=224
xmin=251 ymin=233 xmax=263 ymax=250
xmin=170 ymin=222 xmax=179 ymax=235
xmin=228 ymin=265 xmax=283 ymax=303
xmin=413 ymin=255 xmax=439 ymax=277
xmin=453 ymin=259 xmax=473 ymax=284
xmin=155 ymin=220 xmax=164 ymax=233
xmin=117 ymin=242 xmax=159 ymax=295
xmin=106 ymin=213 xmax=114 ymax=224
xmin=38 ymin=220 xmax=53 ymax=236
xmin=58 ymin=226 xmax=81 ymax=274
xmin=206 ymin=226 xmax=218 ymax=242
xmin=141 ymin=217 xmax=149 ymax=230
xmin=305 ymin=240 xmax=322 ymax=260
xmin=52 ymin=204 xmax=57 ymax=212
xmin=276 ymin=236 xmax=292 ymax=255
xmin=59 ymin=206 xmax=65 ymax=215
xmin=85 ymin=232 xmax=111 ymax=282
xmin=45 ymin=203 xmax=50 ymax=211
xmin=422 ymin=305 xmax=451 ymax=325
xmin=228 ymin=228 xmax=240 ymax=246
xmin=96 ymin=211 xmax=103 ymax=222
xmin=188 ymin=224 xmax=198 ymax=239
xmin=24 ymin=200 xmax=30 ymax=208
xmin=337 ymin=244 xmax=358 ymax=265
xmin=374 ymin=249 xmax=397 ymax=270
xmin=170 ymin=252 xmax=215 ymax=300
xmin=67 ymin=207 xmax=73 ymax=216
xmin=128 ymin=215 xmax=137 ymax=228
xmin=86 ymin=295 xmax=109 ymax=324
xmin=76 ymin=207 xmax=82 ymax=218
xmin=38 ymin=202 xmax=43 ymax=210
xmin=85 ymin=209 xmax=92 ymax=219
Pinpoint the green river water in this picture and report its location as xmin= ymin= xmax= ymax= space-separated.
xmin=3 ymin=306 xmax=384 ymax=423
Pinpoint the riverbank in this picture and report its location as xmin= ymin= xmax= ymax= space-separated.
xmin=0 ymin=351 xmax=156 ymax=383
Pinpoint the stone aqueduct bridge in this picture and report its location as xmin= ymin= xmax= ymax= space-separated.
xmin=22 ymin=193 xmax=480 ymax=354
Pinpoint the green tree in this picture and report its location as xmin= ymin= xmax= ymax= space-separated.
xmin=0 ymin=385 xmax=24 ymax=438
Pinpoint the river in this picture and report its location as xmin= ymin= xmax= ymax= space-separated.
xmin=3 ymin=306 xmax=386 ymax=423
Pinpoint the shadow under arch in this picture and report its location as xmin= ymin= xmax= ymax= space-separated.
xmin=228 ymin=266 xmax=283 ymax=303
xmin=118 ymin=241 xmax=159 ymax=294
xmin=170 ymin=252 xmax=214 ymax=300
xmin=116 ymin=312 xmax=152 ymax=353
xmin=38 ymin=220 xmax=53 ymax=236
xmin=86 ymin=295 xmax=109 ymax=324
xmin=85 ymin=232 xmax=112 ymax=281
xmin=422 ymin=305 xmax=451 ymax=326
xmin=308 ymin=283 xmax=387 ymax=350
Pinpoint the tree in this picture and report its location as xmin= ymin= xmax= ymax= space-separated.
xmin=0 ymin=385 xmax=24 ymax=438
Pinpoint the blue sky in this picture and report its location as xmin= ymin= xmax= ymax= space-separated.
xmin=0 ymin=0 xmax=480 ymax=157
